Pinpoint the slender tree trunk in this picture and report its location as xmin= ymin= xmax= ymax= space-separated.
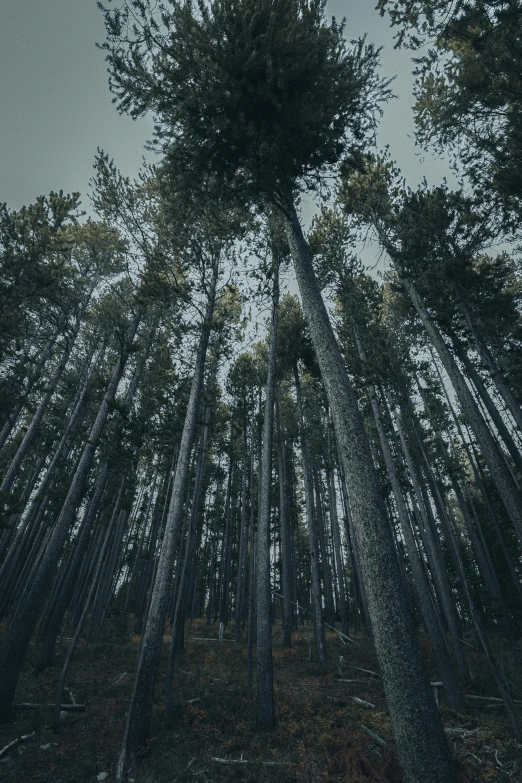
xmin=454 ymin=286 xmax=522 ymax=432
xmin=124 ymin=472 xmax=159 ymax=618
xmin=326 ymin=423 xmax=349 ymax=638
xmin=52 ymin=501 xmax=117 ymax=733
xmin=219 ymin=457 xmax=234 ymax=640
xmin=277 ymin=402 xmax=293 ymax=647
xmin=36 ymin=463 xmax=109 ymax=670
xmin=255 ymin=262 xmax=278 ymax=730
xmin=0 ymin=310 xmax=141 ymax=723
xmin=116 ymin=260 xmax=218 ymax=780
xmin=1 ymin=323 xmax=80 ymax=494
xmin=450 ymin=334 xmax=522 ymax=476
xmin=313 ymin=467 xmax=335 ymax=627
xmin=337 ymin=458 xmax=371 ymax=637
xmin=0 ymin=330 xmax=59 ymax=452
xmin=391 ymin=402 xmax=471 ymax=680
xmin=235 ymin=416 xmax=249 ymax=643
xmin=284 ymin=201 xmax=456 ymax=783
xmin=362 ymin=379 xmax=464 ymax=710
xmin=165 ymin=407 xmax=210 ymax=719
xmin=402 ymin=278 xmax=522 ymax=543
xmin=294 ymin=367 xmax=327 ymax=662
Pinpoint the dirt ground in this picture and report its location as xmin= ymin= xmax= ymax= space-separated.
xmin=0 ymin=618 xmax=521 ymax=782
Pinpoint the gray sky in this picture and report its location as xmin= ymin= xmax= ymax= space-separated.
xmin=1 ymin=0 xmax=453 ymax=218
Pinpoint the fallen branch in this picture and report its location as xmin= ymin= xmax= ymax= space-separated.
xmin=173 ymin=758 xmax=195 ymax=782
xmin=465 ymin=695 xmax=522 ymax=704
xmin=210 ymin=757 xmax=285 ymax=766
xmin=15 ymin=703 xmax=86 ymax=711
xmin=460 ymin=639 xmax=480 ymax=651
xmin=351 ymin=697 xmax=376 ymax=709
xmin=274 ymin=593 xmax=356 ymax=644
xmin=108 ymin=672 xmax=128 ymax=688
xmin=353 ymin=667 xmax=380 ymax=677
xmin=335 ymin=679 xmax=383 ymax=685
xmin=0 ymin=732 xmax=35 ymax=758
xmin=193 ymin=637 xmax=234 ymax=642
xmin=35 ymin=679 xmax=55 ymax=689
xmin=361 ymin=724 xmax=386 ymax=746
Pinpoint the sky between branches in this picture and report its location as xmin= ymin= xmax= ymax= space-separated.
xmin=1 ymin=0 xmax=455 ymax=216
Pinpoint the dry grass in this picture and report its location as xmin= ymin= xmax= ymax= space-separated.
xmin=0 ymin=618 xmax=521 ymax=782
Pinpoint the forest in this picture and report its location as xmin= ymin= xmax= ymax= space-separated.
xmin=1 ymin=1 xmax=522 ymax=781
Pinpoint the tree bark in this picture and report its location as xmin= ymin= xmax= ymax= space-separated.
xmin=284 ymin=201 xmax=456 ymax=783
xmin=255 ymin=262 xmax=278 ymax=730
xmin=364 ymin=381 xmax=465 ymax=711
xmin=454 ymin=286 xmax=522 ymax=433
xmin=235 ymin=416 xmax=250 ymax=643
xmin=0 ymin=310 xmax=141 ymax=723
xmin=36 ymin=463 xmax=109 ymax=670
xmin=277 ymin=401 xmax=293 ymax=647
xmin=116 ymin=260 xmax=218 ymax=779
xmin=294 ymin=366 xmax=327 ymax=662
xmin=402 ymin=278 xmax=522 ymax=543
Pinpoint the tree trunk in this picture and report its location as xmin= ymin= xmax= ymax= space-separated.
xmin=284 ymin=201 xmax=456 ymax=783
xmin=1 ymin=323 xmax=80 ymax=494
xmin=277 ymin=402 xmax=293 ymax=647
xmin=391 ymin=403 xmax=471 ymax=680
xmin=325 ymin=419 xmax=349 ymax=637
xmin=313 ymin=467 xmax=336 ymax=627
xmin=454 ymin=285 xmax=522 ymax=433
xmin=36 ymin=463 xmax=109 ymax=670
xmin=0 ymin=310 xmax=141 ymax=723
xmin=402 ymin=278 xmax=522 ymax=543
xmin=450 ymin=334 xmax=522 ymax=476
xmin=294 ymin=366 xmax=327 ymax=662
xmin=235 ymin=416 xmax=249 ymax=643
xmin=255 ymin=262 xmax=278 ymax=730
xmin=116 ymin=260 xmax=218 ymax=780
xmin=165 ymin=406 xmax=210 ymax=719
xmin=52 ymin=499 xmax=117 ymax=733
xmin=364 ymin=380 xmax=465 ymax=711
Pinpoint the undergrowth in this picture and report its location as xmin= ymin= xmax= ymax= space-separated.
xmin=0 ymin=618 xmax=521 ymax=782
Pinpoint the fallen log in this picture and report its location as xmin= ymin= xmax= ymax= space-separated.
xmin=360 ymin=724 xmax=386 ymax=746
xmin=0 ymin=732 xmax=35 ymax=758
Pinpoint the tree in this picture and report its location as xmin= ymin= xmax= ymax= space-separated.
xmin=378 ymin=0 xmax=522 ymax=218
xmin=100 ymin=2 xmax=457 ymax=780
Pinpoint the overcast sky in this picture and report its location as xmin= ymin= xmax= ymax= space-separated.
xmin=1 ymin=0 xmax=454 ymax=219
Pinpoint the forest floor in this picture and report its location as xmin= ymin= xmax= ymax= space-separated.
xmin=0 ymin=618 xmax=521 ymax=782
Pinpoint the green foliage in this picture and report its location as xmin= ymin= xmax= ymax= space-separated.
xmin=0 ymin=191 xmax=82 ymax=358
xmin=99 ymin=0 xmax=391 ymax=206
xmin=379 ymin=1 xmax=522 ymax=217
